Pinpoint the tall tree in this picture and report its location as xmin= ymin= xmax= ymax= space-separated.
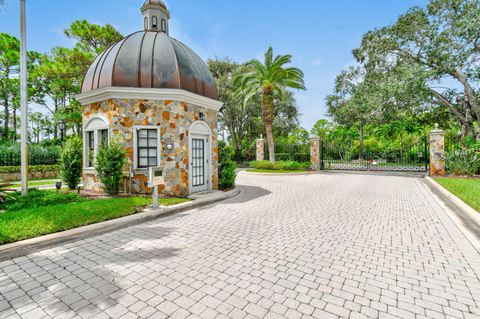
xmin=353 ymin=0 xmax=480 ymax=139
xmin=236 ymin=47 xmax=305 ymax=162
xmin=0 ymin=33 xmax=19 ymax=140
xmin=34 ymin=20 xmax=123 ymax=140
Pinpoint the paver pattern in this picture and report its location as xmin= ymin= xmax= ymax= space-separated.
xmin=1 ymin=172 xmax=480 ymax=319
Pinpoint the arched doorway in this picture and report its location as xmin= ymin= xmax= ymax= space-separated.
xmin=188 ymin=121 xmax=212 ymax=193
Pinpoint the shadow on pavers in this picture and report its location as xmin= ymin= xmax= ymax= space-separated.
xmin=5 ymin=223 xmax=181 ymax=317
xmin=197 ymin=185 xmax=271 ymax=211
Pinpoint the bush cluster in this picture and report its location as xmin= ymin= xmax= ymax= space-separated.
xmin=250 ymin=160 xmax=310 ymax=171
xmin=445 ymin=149 xmax=480 ymax=176
xmin=218 ymin=141 xmax=237 ymax=189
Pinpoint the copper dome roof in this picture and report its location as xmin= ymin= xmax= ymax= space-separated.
xmin=81 ymin=31 xmax=218 ymax=100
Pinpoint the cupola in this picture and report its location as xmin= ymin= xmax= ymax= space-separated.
xmin=141 ymin=0 xmax=170 ymax=34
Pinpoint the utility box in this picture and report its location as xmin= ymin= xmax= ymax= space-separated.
xmin=148 ymin=167 xmax=164 ymax=188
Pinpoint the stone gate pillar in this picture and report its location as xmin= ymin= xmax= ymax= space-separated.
xmin=310 ymin=135 xmax=320 ymax=171
xmin=256 ymin=137 xmax=265 ymax=161
xmin=429 ymin=124 xmax=445 ymax=176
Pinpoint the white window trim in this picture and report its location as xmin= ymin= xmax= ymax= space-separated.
xmin=132 ymin=125 xmax=162 ymax=171
xmin=83 ymin=116 xmax=109 ymax=171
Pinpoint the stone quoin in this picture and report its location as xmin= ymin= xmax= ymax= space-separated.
xmin=76 ymin=0 xmax=223 ymax=197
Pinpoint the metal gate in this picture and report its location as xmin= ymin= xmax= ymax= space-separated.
xmin=320 ymin=136 xmax=429 ymax=172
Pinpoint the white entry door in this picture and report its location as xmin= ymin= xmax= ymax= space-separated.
xmin=190 ymin=135 xmax=210 ymax=193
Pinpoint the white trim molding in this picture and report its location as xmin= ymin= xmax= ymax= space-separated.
xmin=76 ymin=87 xmax=223 ymax=111
xmin=83 ymin=116 xmax=110 ymax=170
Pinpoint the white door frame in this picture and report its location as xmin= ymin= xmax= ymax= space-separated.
xmin=188 ymin=121 xmax=212 ymax=194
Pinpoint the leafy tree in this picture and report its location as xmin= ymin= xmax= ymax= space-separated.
xmin=60 ymin=136 xmax=83 ymax=190
xmin=311 ymin=119 xmax=333 ymax=141
xmin=353 ymin=0 xmax=480 ymax=139
xmin=64 ymin=20 xmax=123 ymax=55
xmin=0 ymin=33 xmax=19 ymax=140
xmin=236 ymin=47 xmax=305 ymax=162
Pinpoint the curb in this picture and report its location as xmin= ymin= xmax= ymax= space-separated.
xmin=243 ymin=170 xmax=321 ymax=176
xmin=424 ymin=177 xmax=480 ymax=227
xmin=0 ymin=187 xmax=240 ymax=261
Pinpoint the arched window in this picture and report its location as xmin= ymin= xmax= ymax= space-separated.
xmin=152 ymin=16 xmax=158 ymax=30
xmin=161 ymin=19 xmax=166 ymax=32
xmin=144 ymin=17 xmax=148 ymax=30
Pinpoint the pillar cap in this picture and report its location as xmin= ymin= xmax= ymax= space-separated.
xmin=310 ymin=135 xmax=320 ymax=140
xmin=430 ymin=123 xmax=445 ymax=134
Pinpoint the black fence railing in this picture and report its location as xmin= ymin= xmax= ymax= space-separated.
xmin=0 ymin=152 xmax=59 ymax=166
xmin=264 ymin=142 xmax=310 ymax=163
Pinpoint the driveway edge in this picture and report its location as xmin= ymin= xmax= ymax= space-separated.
xmin=0 ymin=187 xmax=240 ymax=261
xmin=424 ymin=177 xmax=480 ymax=226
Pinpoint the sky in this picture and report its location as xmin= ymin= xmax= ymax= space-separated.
xmin=0 ymin=0 xmax=428 ymax=131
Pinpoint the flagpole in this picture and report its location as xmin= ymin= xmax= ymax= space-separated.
xmin=20 ymin=0 xmax=28 ymax=196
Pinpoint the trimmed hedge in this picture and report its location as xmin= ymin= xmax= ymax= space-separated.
xmin=250 ymin=160 xmax=310 ymax=171
xmin=0 ymin=165 xmax=60 ymax=174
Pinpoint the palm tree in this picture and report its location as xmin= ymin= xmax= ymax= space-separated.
xmin=236 ymin=47 xmax=305 ymax=162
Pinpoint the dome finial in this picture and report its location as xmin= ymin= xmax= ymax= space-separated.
xmin=141 ymin=0 xmax=170 ymax=34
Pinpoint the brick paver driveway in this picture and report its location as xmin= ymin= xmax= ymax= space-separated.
xmin=1 ymin=172 xmax=480 ymax=319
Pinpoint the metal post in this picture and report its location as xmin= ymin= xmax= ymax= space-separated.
xmin=320 ymin=140 xmax=324 ymax=170
xmin=152 ymin=185 xmax=159 ymax=209
xmin=20 ymin=0 xmax=28 ymax=196
xmin=424 ymin=135 xmax=428 ymax=173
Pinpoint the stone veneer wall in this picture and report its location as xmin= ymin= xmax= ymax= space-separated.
xmin=83 ymin=98 xmax=218 ymax=197
xmin=310 ymin=136 xmax=320 ymax=171
xmin=429 ymin=126 xmax=445 ymax=177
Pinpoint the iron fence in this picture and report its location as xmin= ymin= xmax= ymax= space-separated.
xmin=320 ymin=136 xmax=429 ymax=172
xmin=0 ymin=152 xmax=59 ymax=166
xmin=264 ymin=142 xmax=310 ymax=163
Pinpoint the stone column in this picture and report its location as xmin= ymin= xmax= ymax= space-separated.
xmin=256 ymin=138 xmax=265 ymax=161
xmin=310 ymin=135 xmax=320 ymax=171
xmin=429 ymin=124 xmax=445 ymax=176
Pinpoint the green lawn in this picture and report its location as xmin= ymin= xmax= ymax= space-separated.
xmin=436 ymin=177 xmax=480 ymax=212
xmin=0 ymin=190 xmax=190 ymax=245
xmin=247 ymin=169 xmax=310 ymax=174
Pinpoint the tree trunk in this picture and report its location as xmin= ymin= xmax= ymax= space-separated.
xmin=3 ymin=97 xmax=8 ymax=141
xmin=53 ymin=98 xmax=58 ymax=139
xmin=12 ymin=107 xmax=16 ymax=141
xmin=359 ymin=122 xmax=364 ymax=160
xmin=262 ymin=90 xmax=275 ymax=163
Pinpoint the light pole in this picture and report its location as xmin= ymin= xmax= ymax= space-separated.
xmin=20 ymin=0 xmax=28 ymax=196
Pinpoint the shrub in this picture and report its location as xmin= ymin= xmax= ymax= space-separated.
xmin=95 ymin=136 xmax=126 ymax=195
xmin=218 ymin=141 xmax=237 ymax=189
xmin=445 ymin=149 xmax=480 ymax=176
xmin=250 ymin=160 xmax=276 ymax=170
xmin=220 ymin=160 xmax=237 ymax=189
xmin=0 ymin=165 xmax=60 ymax=174
xmin=250 ymin=160 xmax=309 ymax=171
xmin=274 ymin=161 xmax=302 ymax=170
xmin=60 ymin=136 xmax=83 ymax=190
